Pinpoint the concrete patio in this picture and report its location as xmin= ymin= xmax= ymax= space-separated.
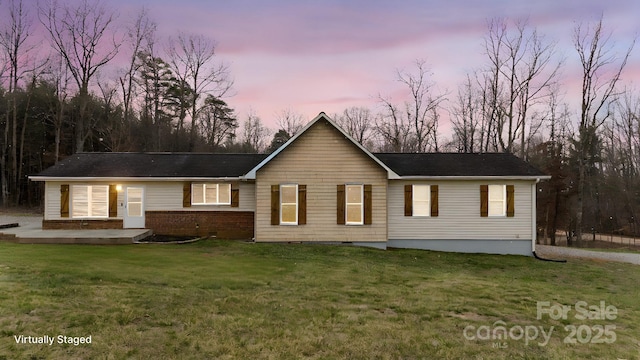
xmin=0 ymin=214 xmax=152 ymax=244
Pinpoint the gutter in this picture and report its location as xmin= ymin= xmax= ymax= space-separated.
xmin=28 ymin=176 xmax=250 ymax=182
xmin=395 ymin=175 xmax=552 ymax=181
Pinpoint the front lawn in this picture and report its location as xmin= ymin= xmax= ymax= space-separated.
xmin=0 ymin=240 xmax=638 ymax=359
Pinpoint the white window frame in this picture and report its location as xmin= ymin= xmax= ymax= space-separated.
xmin=412 ymin=184 xmax=431 ymax=217
xmin=345 ymin=184 xmax=364 ymax=225
xmin=191 ymin=183 xmax=231 ymax=205
xmin=280 ymin=184 xmax=298 ymax=225
xmin=71 ymin=185 xmax=109 ymax=218
xmin=488 ymin=184 xmax=506 ymax=217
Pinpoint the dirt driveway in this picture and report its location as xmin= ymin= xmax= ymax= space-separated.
xmin=536 ymin=244 xmax=640 ymax=265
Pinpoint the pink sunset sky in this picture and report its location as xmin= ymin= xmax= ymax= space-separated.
xmin=41 ymin=1 xmax=640 ymax=131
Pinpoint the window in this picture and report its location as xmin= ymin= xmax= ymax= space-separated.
xmin=280 ymin=184 xmax=298 ymax=225
xmin=271 ymin=184 xmax=306 ymax=225
xmin=404 ymin=184 xmax=438 ymax=217
xmin=345 ymin=184 xmax=364 ymax=225
xmin=191 ymin=183 xmax=231 ymax=205
xmin=488 ymin=185 xmax=506 ymax=217
xmin=72 ymin=185 xmax=109 ymax=218
xmin=412 ymin=185 xmax=431 ymax=217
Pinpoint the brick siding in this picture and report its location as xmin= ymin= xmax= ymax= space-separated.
xmin=145 ymin=211 xmax=254 ymax=239
xmin=42 ymin=219 xmax=123 ymax=230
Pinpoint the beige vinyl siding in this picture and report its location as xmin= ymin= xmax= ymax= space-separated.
xmin=255 ymin=119 xmax=387 ymax=243
xmin=44 ymin=180 xmax=256 ymax=220
xmin=45 ymin=181 xmax=62 ymax=220
xmin=388 ymin=180 xmax=533 ymax=240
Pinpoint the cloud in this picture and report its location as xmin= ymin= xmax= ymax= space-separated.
xmin=99 ymin=0 xmax=640 ymax=131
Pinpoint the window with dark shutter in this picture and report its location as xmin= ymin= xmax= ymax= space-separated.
xmin=506 ymin=185 xmax=515 ymax=217
xmin=298 ymin=185 xmax=307 ymax=225
xmin=60 ymin=184 xmax=70 ymax=218
xmin=109 ymin=185 xmax=118 ymax=217
xmin=480 ymin=184 xmax=513 ymax=217
xmin=231 ymin=183 xmax=239 ymax=207
xmin=364 ymin=184 xmax=372 ymax=225
xmin=404 ymin=184 xmax=412 ymax=216
xmin=337 ymin=184 xmax=345 ymax=225
xmin=183 ymin=182 xmax=192 ymax=208
xmin=480 ymin=185 xmax=488 ymax=217
xmin=430 ymin=185 xmax=439 ymax=217
xmin=271 ymin=185 xmax=279 ymax=225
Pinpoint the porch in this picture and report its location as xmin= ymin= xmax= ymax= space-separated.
xmin=0 ymin=214 xmax=151 ymax=244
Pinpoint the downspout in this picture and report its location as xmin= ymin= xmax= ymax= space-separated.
xmin=531 ymin=177 xmax=566 ymax=262
xmin=531 ymin=178 xmax=539 ymax=255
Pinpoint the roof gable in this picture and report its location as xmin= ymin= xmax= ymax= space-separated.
xmin=244 ymin=112 xmax=399 ymax=179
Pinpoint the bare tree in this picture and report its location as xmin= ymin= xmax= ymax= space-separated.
xmin=166 ymin=33 xmax=232 ymax=150
xmin=399 ymin=60 xmax=445 ymax=152
xmin=613 ymin=89 xmax=640 ymax=175
xmin=377 ymin=60 xmax=445 ymax=152
xmin=375 ymin=97 xmax=412 ymax=152
xmin=275 ymin=108 xmax=305 ymax=137
xmin=96 ymin=74 xmax=121 ymax=151
xmin=572 ymin=17 xmax=635 ymax=246
xmin=481 ymin=18 xmax=560 ymax=157
xmin=120 ymin=7 xmax=155 ymax=129
xmin=43 ymin=54 xmax=71 ymax=163
xmin=539 ymin=84 xmax=572 ymax=245
xmin=241 ymin=111 xmax=270 ymax=153
xmin=39 ymin=0 xmax=120 ymax=153
xmin=451 ymin=74 xmax=482 ymax=152
xmin=334 ymin=106 xmax=375 ymax=149
xmin=0 ymin=0 xmax=40 ymax=205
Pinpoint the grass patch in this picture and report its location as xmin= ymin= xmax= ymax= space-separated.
xmin=0 ymin=240 xmax=639 ymax=359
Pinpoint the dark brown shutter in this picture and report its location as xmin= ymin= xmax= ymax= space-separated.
xmin=480 ymin=185 xmax=488 ymax=217
xmin=60 ymin=184 xmax=70 ymax=218
xmin=183 ymin=182 xmax=192 ymax=208
xmin=231 ymin=183 xmax=239 ymax=207
xmin=337 ymin=184 xmax=345 ymax=225
xmin=109 ymin=184 xmax=118 ymax=218
xmin=364 ymin=184 xmax=372 ymax=225
xmin=404 ymin=184 xmax=413 ymax=216
xmin=298 ymin=185 xmax=307 ymax=225
xmin=271 ymin=185 xmax=279 ymax=225
xmin=430 ymin=185 xmax=439 ymax=217
xmin=506 ymin=185 xmax=515 ymax=217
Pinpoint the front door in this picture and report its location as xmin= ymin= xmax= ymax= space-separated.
xmin=123 ymin=186 xmax=145 ymax=228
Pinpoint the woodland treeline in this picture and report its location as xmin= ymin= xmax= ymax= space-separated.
xmin=1 ymin=0 xmax=639 ymax=245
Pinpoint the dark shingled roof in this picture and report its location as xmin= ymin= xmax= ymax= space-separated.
xmin=374 ymin=153 xmax=547 ymax=177
xmin=35 ymin=153 xmax=268 ymax=178
xmin=33 ymin=152 xmax=546 ymax=179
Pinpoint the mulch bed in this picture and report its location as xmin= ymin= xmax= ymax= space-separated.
xmin=140 ymin=234 xmax=202 ymax=243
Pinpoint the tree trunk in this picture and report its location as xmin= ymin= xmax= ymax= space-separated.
xmin=11 ymin=94 xmax=18 ymax=206
xmin=75 ymin=87 xmax=89 ymax=153
xmin=575 ymin=144 xmax=586 ymax=247
xmin=1 ymin=110 xmax=9 ymax=206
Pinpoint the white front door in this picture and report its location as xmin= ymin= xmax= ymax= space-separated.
xmin=123 ymin=186 xmax=145 ymax=228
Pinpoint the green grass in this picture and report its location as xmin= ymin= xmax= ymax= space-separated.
xmin=0 ymin=240 xmax=639 ymax=359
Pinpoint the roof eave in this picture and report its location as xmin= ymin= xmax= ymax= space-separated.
xmin=394 ymin=175 xmax=552 ymax=181
xmin=29 ymin=176 xmax=248 ymax=182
